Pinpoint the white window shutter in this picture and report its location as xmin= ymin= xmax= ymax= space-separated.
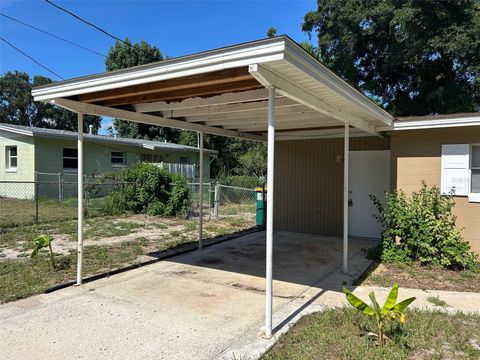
xmin=441 ymin=144 xmax=469 ymax=196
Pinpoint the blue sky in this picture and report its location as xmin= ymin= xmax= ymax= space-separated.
xmin=0 ymin=0 xmax=316 ymax=133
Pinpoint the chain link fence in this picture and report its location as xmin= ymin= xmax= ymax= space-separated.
xmin=0 ymin=179 xmax=258 ymax=229
xmin=213 ymin=184 xmax=257 ymax=225
xmin=0 ymin=180 xmax=126 ymax=228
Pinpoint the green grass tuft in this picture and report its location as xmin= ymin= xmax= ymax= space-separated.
xmin=262 ymin=308 xmax=480 ymax=360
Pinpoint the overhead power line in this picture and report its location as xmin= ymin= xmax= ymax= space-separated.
xmin=0 ymin=12 xmax=105 ymax=58
xmin=43 ymin=0 xmax=132 ymax=47
xmin=0 ymin=37 xmax=65 ymax=80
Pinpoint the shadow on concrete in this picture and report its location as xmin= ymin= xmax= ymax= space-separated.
xmin=158 ymin=230 xmax=378 ymax=336
xmin=160 ymin=230 xmax=377 ymax=291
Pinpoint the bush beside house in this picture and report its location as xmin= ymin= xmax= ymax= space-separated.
xmin=104 ymin=163 xmax=191 ymax=217
xmin=370 ymin=182 xmax=479 ymax=271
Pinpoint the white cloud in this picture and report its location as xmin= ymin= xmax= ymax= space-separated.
xmin=98 ymin=117 xmax=115 ymax=136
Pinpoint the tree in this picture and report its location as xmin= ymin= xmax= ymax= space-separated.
xmin=105 ymin=38 xmax=180 ymax=141
xmin=302 ymin=0 xmax=480 ymax=116
xmin=0 ymin=71 xmax=100 ymax=132
xmin=267 ymin=27 xmax=277 ymax=38
xmin=238 ymin=143 xmax=267 ymax=179
xmin=178 ymin=130 xmax=257 ymax=178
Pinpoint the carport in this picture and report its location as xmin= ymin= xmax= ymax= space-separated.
xmin=32 ymin=36 xmax=393 ymax=338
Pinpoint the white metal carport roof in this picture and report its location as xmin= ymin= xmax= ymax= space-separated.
xmin=31 ymin=35 xmax=394 ymax=339
xmin=32 ymin=36 xmax=393 ymax=140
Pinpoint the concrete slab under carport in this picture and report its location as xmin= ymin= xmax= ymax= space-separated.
xmin=0 ymin=231 xmax=375 ymax=360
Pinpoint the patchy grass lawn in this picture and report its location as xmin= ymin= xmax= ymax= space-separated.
xmin=356 ymin=262 xmax=480 ymax=292
xmin=0 ymin=197 xmax=78 ymax=228
xmin=0 ymin=213 xmax=255 ymax=303
xmin=262 ymin=308 xmax=480 ymax=360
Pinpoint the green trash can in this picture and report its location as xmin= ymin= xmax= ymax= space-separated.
xmin=255 ymin=187 xmax=266 ymax=226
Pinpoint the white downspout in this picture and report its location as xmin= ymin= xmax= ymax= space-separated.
xmin=198 ymin=131 xmax=204 ymax=250
xmin=265 ymin=86 xmax=275 ymax=338
xmin=343 ymin=123 xmax=349 ymax=273
xmin=76 ymin=113 xmax=84 ymax=285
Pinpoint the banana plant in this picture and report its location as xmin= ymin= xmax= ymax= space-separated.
xmin=342 ymin=284 xmax=415 ymax=346
xmin=31 ymin=234 xmax=55 ymax=270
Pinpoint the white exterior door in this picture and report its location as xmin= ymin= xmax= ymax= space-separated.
xmin=348 ymin=150 xmax=390 ymax=239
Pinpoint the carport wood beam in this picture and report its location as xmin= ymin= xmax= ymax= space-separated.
xmin=51 ymin=98 xmax=266 ymax=142
xmin=248 ymin=64 xmax=380 ymax=137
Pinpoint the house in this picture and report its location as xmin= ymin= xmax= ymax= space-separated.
xmin=30 ymin=35 xmax=479 ymax=337
xmin=0 ymin=123 xmax=217 ymax=198
xmin=273 ymin=112 xmax=480 ymax=254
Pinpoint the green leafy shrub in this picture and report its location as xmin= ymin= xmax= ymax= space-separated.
xmin=370 ymin=182 xmax=478 ymax=270
xmin=106 ymin=163 xmax=191 ymax=217
xmin=31 ymin=234 xmax=55 ymax=270
xmin=343 ymin=283 xmax=415 ymax=346
xmin=215 ymin=173 xmax=261 ymax=188
xmin=164 ymin=175 xmax=191 ymax=216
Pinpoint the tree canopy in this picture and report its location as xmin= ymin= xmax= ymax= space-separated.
xmin=178 ymin=130 xmax=262 ymax=178
xmin=302 ymin=0 xmax=480 ymax=116
xmin=105 ymin=38 xmax=265 ymax=179
xmin=105 ymin=38 xmax=181 ymax=142
xmin=0 ymin=71 xmax=100 ymax=132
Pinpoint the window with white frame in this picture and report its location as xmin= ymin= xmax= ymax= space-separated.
xmin=441 ymin=144 xmax=480 ymax=202
xmin=63 ymin=148 xmax=78 ymax=169
xmin=179 ymin=156 xmax=189 ymax=164
xmin=6 ymin=146 xmax=18 ymax=170
xmin=111 ymin=151 xmax=125 ymax=165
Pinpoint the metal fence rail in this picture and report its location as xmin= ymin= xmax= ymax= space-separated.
xmin=0 ymin=180 xmax=258 ymax=229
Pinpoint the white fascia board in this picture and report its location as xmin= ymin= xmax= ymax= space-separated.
xmin=282 ymin=38 xmax=394 ymax=126
xmin=380 ymin=116 xmax=480 ymax=131
xmin=0 ymin=125 xmax=33 ymax=137
xmin=32 ymin=39 xmax=286 ymax=102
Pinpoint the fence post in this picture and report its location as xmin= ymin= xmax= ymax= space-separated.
xmin=214 ymin=183 xmax=220 ymax=220
xmin=34 ymin=171 xmax=39 ymax=224
xmin=58 ymin=172 xmax=61 ymax=201
xmin=60 ymin=172 xmax=64 ymax=201
xmin=262 ymin=184 xmax=267 ymax=227
xmin=208 ymin=182 xmax=212 ymax=221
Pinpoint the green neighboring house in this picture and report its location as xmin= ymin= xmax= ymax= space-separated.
xmin=0 ymin=123 xmax=217 ymax=199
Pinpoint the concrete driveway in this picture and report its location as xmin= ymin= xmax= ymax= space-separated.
xmin=0 ymin=231 xmax=374 ymax=360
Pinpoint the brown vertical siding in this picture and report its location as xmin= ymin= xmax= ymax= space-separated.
xmin=274 ymin=136 xmax=389 ymax=236
xmin=391 ymin=126 xmax=480 ymax=253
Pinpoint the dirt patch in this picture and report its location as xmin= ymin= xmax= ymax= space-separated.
xmin=1 ymin=215 xmax=187 ymax=261
xmin=358 ymin=261 xmax=480 ymax=292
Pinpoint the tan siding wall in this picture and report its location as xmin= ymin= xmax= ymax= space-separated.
xmin=391 ymin=126 xmax=480 ymax=253
xmin=274 ymin=136 xmax=389 ymax=236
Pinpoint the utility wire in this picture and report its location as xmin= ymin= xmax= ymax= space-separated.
xmin=0 ymin=37 xmax=65 ymax=80
xmin=43 ymin=0 xmax=132 ymax=47
xmin=0 ymin=13 xmax=105 ymax=58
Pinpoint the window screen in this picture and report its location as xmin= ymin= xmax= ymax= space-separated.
xmin=111 ymin=151 xmax=125 ymax=164
xmin=7 ymin=146 xmax=17 ymax=168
